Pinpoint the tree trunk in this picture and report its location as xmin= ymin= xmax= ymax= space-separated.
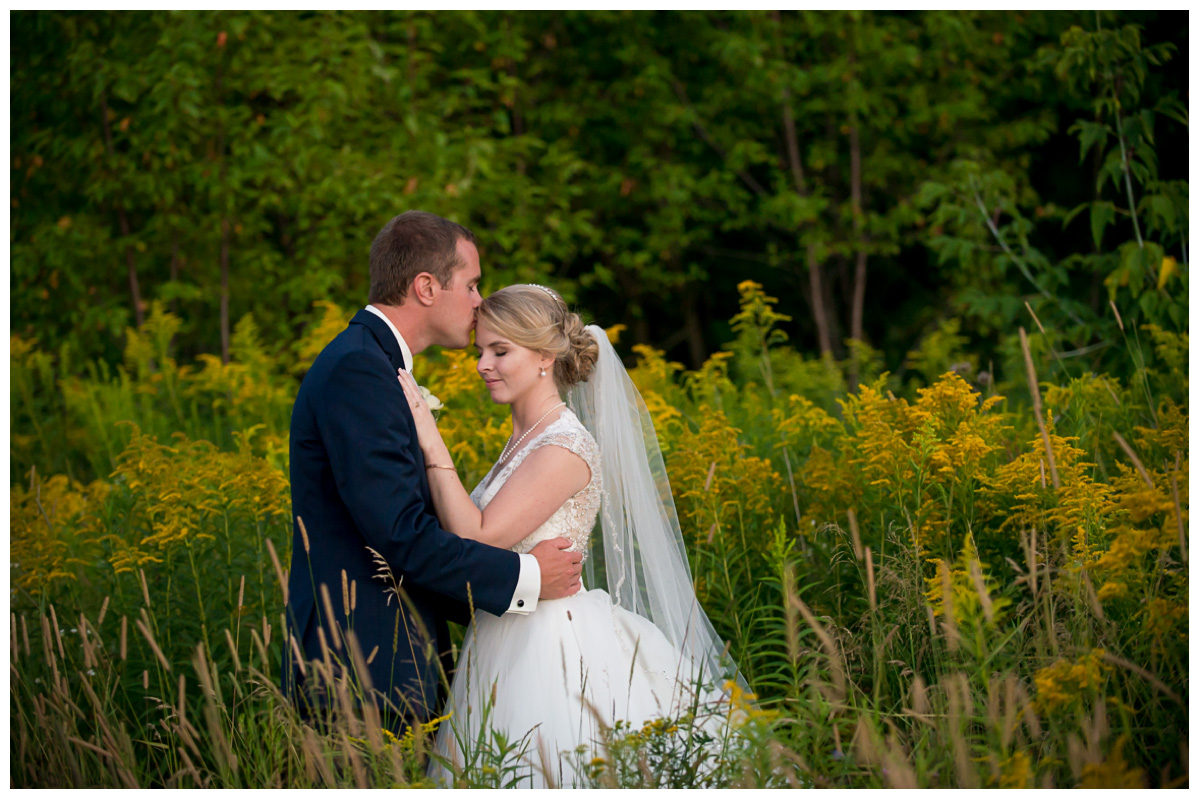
xmin=849 ymin=121 xmax=869 ymax=390
xmin=632 ymin=314 xmax=650 ymax=349
xmin=848 ymin=250 xmax=868 ymax=386
xmin=220 ymin=217 xmax=231 ymax=364
xmin=683 ymin=284 xmax=707 ymax=369
xmin=783 ymin=88 xmax=833 ymax=356
xmin=612 ymin=263 xmax=650 ymax=347
xmin=823 ymin=252 xmax=845 ymax=356
xmin=849 ymin=122 xmax=866 ymax=337
xmin=216 ymin=51 xmax=231 ymax=364
xmin=851 ymin=252 xmax=868 ymax=344
xmin=119 ymin=210 xmax=144 ymax=327
xmin=100 ymin=87 xmax=144 ymax=327
xmin=773 ymin=10 xmax=833 ymax=357
xmin=168 ymin=228 xmax=180 ymax=315
xmin=805 ymin=243 xmax=833 ymax=356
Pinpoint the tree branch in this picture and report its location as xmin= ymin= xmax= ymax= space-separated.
xmin=670 ymin=78 xmax=768 ymax=197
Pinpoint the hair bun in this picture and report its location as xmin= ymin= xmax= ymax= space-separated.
xmin=557 ymin=314 xmax=599 ymax=388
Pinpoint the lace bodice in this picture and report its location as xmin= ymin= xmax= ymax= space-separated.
xmin=469 ymin=408 xmax=601 ymax=559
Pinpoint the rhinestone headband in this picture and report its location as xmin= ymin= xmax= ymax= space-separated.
xmin=529 ymin=284 xmax=558 ymax=300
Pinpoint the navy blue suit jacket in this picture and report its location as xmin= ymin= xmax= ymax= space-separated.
xmin=283 ymin=309 xmax=521 ymax=723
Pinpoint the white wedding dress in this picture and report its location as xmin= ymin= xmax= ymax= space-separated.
xmin=431 ymin=408 xmax=728 ymax=788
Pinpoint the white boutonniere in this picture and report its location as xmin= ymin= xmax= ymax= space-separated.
xmin=418 ymin=384 xmax=444 ymax=412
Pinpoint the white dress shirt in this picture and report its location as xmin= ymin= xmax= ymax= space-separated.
xmin=365 ymin=305 xmax=540 ymax=615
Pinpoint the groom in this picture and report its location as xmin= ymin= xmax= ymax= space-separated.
xmin=284 ymin=210 xmax=582 ymax=732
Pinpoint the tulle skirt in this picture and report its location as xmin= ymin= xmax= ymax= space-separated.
xmin=430 ymin=587 xmax=727 ymax=788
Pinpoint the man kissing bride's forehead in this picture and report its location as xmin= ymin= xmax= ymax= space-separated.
xmin=366 ymin=211 xmax=483 ymax=352
xmin=285 ymin=211 xmax=580 ymax=735
xmin=287 ymin=210 xmax=744 ymax=788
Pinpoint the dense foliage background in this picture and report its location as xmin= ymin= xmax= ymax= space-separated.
xmin=9 ymin=10 xmax=1189 ymax=789
xmin=11 ymin=10 xmax=1187 ymax=374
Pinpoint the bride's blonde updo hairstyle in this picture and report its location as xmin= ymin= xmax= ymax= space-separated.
xmin=477 ymin=285 xmax=599 ymax=391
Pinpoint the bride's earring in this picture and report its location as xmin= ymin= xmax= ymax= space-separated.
xmin=539 ymin=367 xmax=547 ymax=377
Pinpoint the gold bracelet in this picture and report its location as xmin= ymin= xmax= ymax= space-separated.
xmin=425 ymin=463 xmax=456 ymax=472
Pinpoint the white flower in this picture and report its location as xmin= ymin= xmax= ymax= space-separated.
xmin=418 ymin=385 xmax=443 ymax=411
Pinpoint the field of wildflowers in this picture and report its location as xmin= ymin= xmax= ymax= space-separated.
xmin=9 ymin=283 xmax=1188 ymax=788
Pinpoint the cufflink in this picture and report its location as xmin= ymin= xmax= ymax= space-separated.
xmin=517 ymin=599 xmax=525 ymax=608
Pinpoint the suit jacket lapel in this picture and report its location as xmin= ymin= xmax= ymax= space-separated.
xmin=350 ymin=309 xmax=410 ymax=373
xmin=349 ymin=309 xmax=428 ymax=487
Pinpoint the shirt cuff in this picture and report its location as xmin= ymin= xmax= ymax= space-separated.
xmin=507 ymin=553 xmax=540 ymax=614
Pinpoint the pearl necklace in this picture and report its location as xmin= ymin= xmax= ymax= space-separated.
xmin=499 ymin=402 xmax=566 ymax=465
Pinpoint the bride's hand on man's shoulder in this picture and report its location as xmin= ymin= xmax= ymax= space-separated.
xmin=396 ymin=369 xmax=441 ymax=446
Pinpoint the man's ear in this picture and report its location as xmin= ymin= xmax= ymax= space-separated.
xmin=411 ymin=273 xmax=438 ymax=307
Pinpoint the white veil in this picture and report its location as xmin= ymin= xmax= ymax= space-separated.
xmin=568 ymin=325 xmax=747 ymax=698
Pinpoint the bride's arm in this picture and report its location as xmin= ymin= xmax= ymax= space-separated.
xmin=430 ymin=445 xmax=589 ymax=548
xmin=397 ymin=370 xmax=589 ymax=548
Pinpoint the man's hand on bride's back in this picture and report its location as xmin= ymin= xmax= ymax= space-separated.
xmin=531 ymin=538 xmax=583 ymax=599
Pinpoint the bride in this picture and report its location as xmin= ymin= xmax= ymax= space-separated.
xmin=396 ymin=284 xmax=743 ymax=788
